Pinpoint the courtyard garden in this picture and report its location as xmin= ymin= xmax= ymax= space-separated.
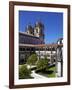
xmin=19 ymin=53 xmax=56 ymax=79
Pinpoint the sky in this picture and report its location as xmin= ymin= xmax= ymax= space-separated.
xmin=19 ymin=10 xmax=63 ymax=44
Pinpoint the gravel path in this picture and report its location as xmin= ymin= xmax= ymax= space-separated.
xmin=31 ymin=70 xmax=48 ymax=79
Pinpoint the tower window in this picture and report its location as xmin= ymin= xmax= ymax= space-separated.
xmin=36 ymin=29 xmax=38 ymax=33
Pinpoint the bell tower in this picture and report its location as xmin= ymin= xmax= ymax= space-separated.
xmin=34 ymin=21 xmax=44 ymax=43
xmin=26 ymin=25 xmax=34 ymax=35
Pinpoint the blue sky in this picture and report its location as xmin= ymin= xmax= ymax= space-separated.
xmin=19 ymin=10 xmax=63 ymax=44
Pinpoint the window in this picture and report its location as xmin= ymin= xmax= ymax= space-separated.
xmin=36 ymin=29 xmax=38 ymax=33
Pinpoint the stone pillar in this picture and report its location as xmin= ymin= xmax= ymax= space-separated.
xmin=55 ymin=47 xmax=58 ymax=77
xmin=38 ymin=47 xmax=40 ymax=60
xmin=30 ymin=47 xmax=32 ymax=55
xmin=24 ymin=47 xmax=27 ymax=63
xmin=60 ymin=47 xmax=63 ymax=77
xmin=50 ymin=46 xmax=52 ymax=64
xmin=39 ymin=47 xmax=41 ymax=59
xmin=56 ymin=46 xmax=63 ymax=77
xmin=45 ymin=46 xmax=46 ymax=58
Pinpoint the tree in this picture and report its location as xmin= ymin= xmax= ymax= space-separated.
xmin=19 ymin=65 xmax=31 ymax=79
xmin=36 ymin=58 xmax=48 ymax=71
xmin=27 ymin=54 xmax=38 ymax=67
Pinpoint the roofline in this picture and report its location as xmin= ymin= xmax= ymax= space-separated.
xmin=19 ymin=31 xmax=39 ymax=39
xmin=19 ymin=43 xmax=63 ymax=48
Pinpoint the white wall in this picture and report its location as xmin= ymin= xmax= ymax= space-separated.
xmin=0 ymin=0 xmax=72 ymax=90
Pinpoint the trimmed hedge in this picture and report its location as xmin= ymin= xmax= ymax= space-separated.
xmin=19 ymin=65 xmax=31 ymax=79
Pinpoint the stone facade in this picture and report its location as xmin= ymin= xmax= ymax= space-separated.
xmin=19 ymin=21 xmax=45 ymax=45
xmin=19 ymin=32 xmax=44 ymax=45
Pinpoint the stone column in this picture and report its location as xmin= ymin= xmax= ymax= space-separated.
xmin=55 ymin=47 xmax=58 ymax=77
xmin=60 ymin=46 xmax=63 ymax=77
xmin=39 ymin=47 xmax=41 ymax=60
xmin=24 ymin=47 xmax=27 ymax=63
xmin=30 ymin=47 xmax=31 ymax=55
xmin=50 ymin=46 xmax=52 ymax=64
xmin=45 ymin=46 xmax=46 ymax=58
xmin=38 ymin=47 xmax=40 ymax=60
xmin=56 ymin=46 xmax=63 ymax=77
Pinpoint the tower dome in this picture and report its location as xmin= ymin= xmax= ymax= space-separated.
xmin=34 ymin=21 xmax=45 ymax=44
xmin=26 ymin=25 xmax=34 ymax=35
xmin=35 ymin=21 xmax=44 ymax=28
xmin=26 ymin=25 xmax=32 ymax=30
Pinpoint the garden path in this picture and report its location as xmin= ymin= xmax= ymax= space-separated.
xmin=31 ymin=70 xmax=48 ymax=79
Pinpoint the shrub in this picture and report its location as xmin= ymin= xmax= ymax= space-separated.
xmin=19 ymin=65 xmax=31 ymax=79
xmin=30 ymin=66 xmax=37 ymax=70
xmin=36 ymin=58 xmax=48 ymax=71
xmin=27 ymin=54 xmax=37 ymax=66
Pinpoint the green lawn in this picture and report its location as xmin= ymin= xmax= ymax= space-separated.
xmin=19 ymin=64 xmax=56 ymax=78
xmin=48 ymin=65 xmax=56 ymax=77
xmin=19 ymin=64 xmax=27 ymax=68
xmin=36 ymin=65 xmax=56 ymax=78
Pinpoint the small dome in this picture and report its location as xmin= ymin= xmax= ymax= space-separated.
xmin=35 ymin=21 xmax=44 ymax=28
xmin=26 ymin=25 xmax=33 ymax=30
xmin=26 ymin=24 xmax=34 ymax=35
